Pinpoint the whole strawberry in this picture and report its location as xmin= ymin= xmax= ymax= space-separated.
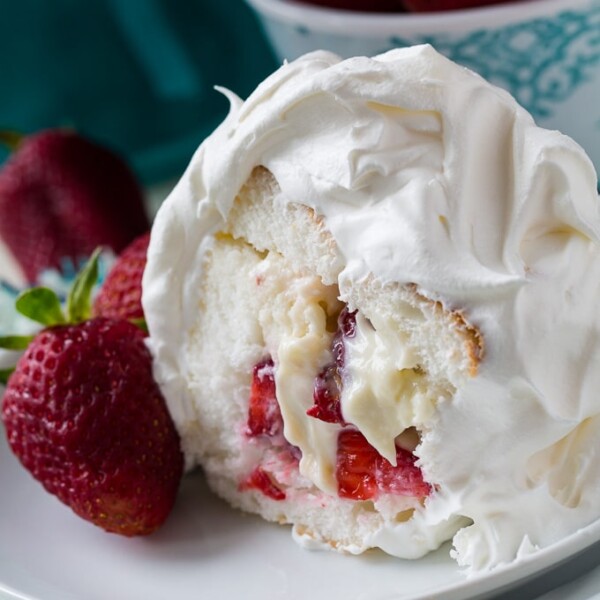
xmin=0 ymin=129 xmax=149 ymax=283
xmin=0 ymin=251 xmax=183 ymax=536
xmin=93 ymin=231 xmax=150 ymax=322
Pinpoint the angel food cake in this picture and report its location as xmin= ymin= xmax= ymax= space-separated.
xmin=143 ymin=45 xmax=600 ymax=571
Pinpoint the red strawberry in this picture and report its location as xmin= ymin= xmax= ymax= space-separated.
xmin=240 ymin=467 xmax=286 ymax=501
xmin=0 ymin=129 xmax=149 ymax=282
xmin=375 ymin=446 xmax=432 ymax=497
xmin=307 ymin=308 xmax=356 ymax=425
xmin=336 ymin=430 xmax=379 ymax=500
xmin=93 ymin=231 xmax=150 ymax=321
xmin=0 ymin=251 xmax=183 ymax=536
xmin=307 ymin=364 xmax=345 ymax=424
xmin=336 ymin=429 xmax=431 ymax=501
xmin=246 ymin=357 xmax=283 ymax=437
xmin=403 ymin=0 xmax=510 ymax=11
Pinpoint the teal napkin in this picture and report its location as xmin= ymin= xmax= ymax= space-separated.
xmin=0 ymin=0 xmax=278 ymax=184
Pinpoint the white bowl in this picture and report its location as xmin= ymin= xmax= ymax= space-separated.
xmin=246 ymin=0 xmax=600 ymax=175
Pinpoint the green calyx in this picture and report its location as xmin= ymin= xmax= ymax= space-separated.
xmin=0 ymin=249 xmax=101 ymax=355
xmin=66 ymin=247 xmax=101 ymax=323
xmin=16 ymin=287 xmax=66 ymax=327
xmin=0 ymin=130 xmax=24 ymax=152
xmin=0 ymin=335 xmax=35 ymax=350
xmin=0 ymin=248 xmax=148 ymax=387
xmin=0 ymin=368 xmax=14 ymax=385
xmin=129 ymin=318 xmax=148 ymax=334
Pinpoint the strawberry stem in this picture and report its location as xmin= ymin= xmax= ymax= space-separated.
xmin=130 ymin=317 xmax=148 ymax=334
xmin=7 ymin=248 xmax=103 ymax=336
xmin=66 ymin=248 xmax=101 ymax=323
xmin=0 ymin=130 xmax=24 ymax=152
xmin=0 ymin=335 xmax=35 ymax=350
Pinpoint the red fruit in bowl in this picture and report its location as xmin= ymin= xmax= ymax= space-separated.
xmin=93 ymin=231 xmax=150 ymax=322
xmin=0 ymin=252 xmax=183 ymax=536
xmin=0 ymin=129 xmax=149 ymax=283
xmin=294 ymin=0 xmax=405 ymax=11
xmin=403 ymin=0 xmax=510 ymax=11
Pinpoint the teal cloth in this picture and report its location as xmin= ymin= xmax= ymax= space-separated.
xmin=0 ymin=0 xmax=278 ymax=183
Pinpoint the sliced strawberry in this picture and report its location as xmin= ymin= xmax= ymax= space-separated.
xmin=307 ymin=308 xmax=356 ymax=424
xmin=246 ymin=358 xmax=283 ymax=437
xmin=336 ymin=430 xmax=379 ymax=500
xmin=338 ymin=308 xmax=358 ymax=339
xmin=403 ymin=0 xmax=509 ymax=11
xmin=307 ymin=364 xmax=345 ymax=424
xmin=375 ymin=447 xmax=432 ymax=497
xmin=240 ymin=467 xmax=286 ymax=501
xmin=336 ymin=429 xmax=430 ymax=501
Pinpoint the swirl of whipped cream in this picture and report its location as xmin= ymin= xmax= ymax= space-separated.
xmin=143 ymin=45 xmax=600 ymax=571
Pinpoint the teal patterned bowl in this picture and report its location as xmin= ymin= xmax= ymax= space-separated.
xmin=246 ymin=0 xmax=600 ymax=176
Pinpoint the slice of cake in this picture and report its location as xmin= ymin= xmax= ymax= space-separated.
xmin=143 ymin=45 xmax=600 ymax=571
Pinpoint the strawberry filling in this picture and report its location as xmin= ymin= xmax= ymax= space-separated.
xmin=307 ymin=364 xmax=345 ymax=425
xmin=246 ymin=358 xmax=283 ymax=437
xmin=306 ymin=308 xmax=356 ymax=425
xmin=240 ymin=467 xmax=286 ymax=501
xmin=336 ymin=429 xmax=431 ymax=501
xmin=244 ymin=357 xmax=297 ymax=500
xmin=244 ymin=308 xmax=431 ymax=504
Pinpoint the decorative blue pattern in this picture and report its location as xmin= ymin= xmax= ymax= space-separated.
xmin=387 ymin=4 xmax=600 ymax=120
xmin=0 ymin=253 xmax=113 ymax=336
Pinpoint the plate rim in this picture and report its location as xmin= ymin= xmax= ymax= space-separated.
xmin=2 ymin=426 xmax=600 ymax=600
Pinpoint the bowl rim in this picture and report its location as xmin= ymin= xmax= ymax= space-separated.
xmin=245 ymin=0 xmax=594 ymax=34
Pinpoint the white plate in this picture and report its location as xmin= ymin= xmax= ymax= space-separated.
xmin=1 ymin=424 xmax=600 ymax=600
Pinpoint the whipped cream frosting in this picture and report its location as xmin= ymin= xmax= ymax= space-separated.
xmin=143 ymin=45 xmax=600 ymax=571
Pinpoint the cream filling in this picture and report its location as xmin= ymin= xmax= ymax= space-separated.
xmin=251 ymin=249 xmax=342 ymax=494
xmin=250 ymin=245 xmax=447 ymax=498
xmin=342 ymin=312 xmax=451 ymax=464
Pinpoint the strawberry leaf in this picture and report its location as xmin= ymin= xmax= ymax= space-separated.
xmin=67 ymin=248 xmax=101 ymax=323
xmin=15 ymin=288 xmax=66 ymax=326
xmin=0 ymin=335 xmax=34 ymax=350
xmin=0 ymin=368 xmax=14 ymax=385
xmin=0 ymin=130 xmax=23 ymax=152
xmin=130 ymin=318 xmax=148 ymax=334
